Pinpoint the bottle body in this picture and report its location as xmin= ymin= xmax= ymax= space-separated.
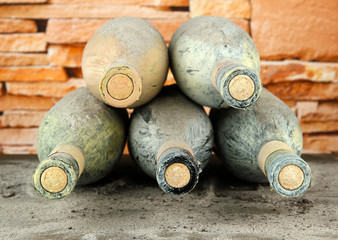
xmin=210 ymin=88 xmax=311 ymax=197
xmin=82 ymin=17 xmax=169 ymax=108
xmin=128 ymin=86 xmax=214 ymax=194
xmin=34 ymin=87 xmax=128 ymax=199
xmin=169 ymin=16 xmax=262 ymax=109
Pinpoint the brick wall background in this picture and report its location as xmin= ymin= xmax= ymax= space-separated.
xmin=0 ymin=0 xmax=337 ymax=154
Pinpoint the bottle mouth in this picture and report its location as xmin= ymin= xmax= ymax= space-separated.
xmin=156 ymin=148 xmax=199 ymax=194
xmin=100 ymin=65 xmax=142 ymax=108
xmin=33 ymin=153 xmax=79 ymax=200
xmin=266 ymin=151 xmax=312 ymax=197
xmin=217 ymin=67 xmax=262 ymax=109
xmin=164 ymin=162 xmax=192 ymax=189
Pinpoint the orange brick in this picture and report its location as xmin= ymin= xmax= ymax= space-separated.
xmin=300 ymin=121 xmax=338 ymax=134
xmin=266 ymin=82 xmax=338 ymax=101
xmin=0 ymin=19 xmax=37 ymax=33
xmin=46 ymin=19 xmax=106 ymax=44
xmin=0 ymin=95 xmax=58 ymax=111
xmin=303 ymin=134 xmax=338 ymax=154
xmin=46 ymin=19 xmax=186 ymax=44
xmin=1 ymin=145 xmax=37 ymax=154
xmin=261 ymin=61 xmax=338 ymax=85
xmin=6 ymin=78 xmax=86 ymax=97
xmin=47 ymin=0 xmax=188 ymax=6
xmin=0 ymin=110 xmax=46 ymax=128
xmin=0 ymin=4 xmax=188 ymax=19
xmin=0 ymin=53 xmax=49 ymax=66
xmin=48 ymin=44 xmax=84 ymax=67
xmin=0 ymin=66 xmax=68 ymax=82
xmin=251 ymin=0 xmax=338 ymax=61
xmin=0 ymin=128 xmax=38 ymax=145
xmin=0 ymin=33 xmax=46 ymax=52
xmin=190 ymin=0 xmax=251 ymax=18
xmin=0 ymin=0 xmax=46 ymax=2
xmin=296 ymin=101 xmax=338 ymax=122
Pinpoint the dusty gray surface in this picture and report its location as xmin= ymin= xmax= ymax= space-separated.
xmin=0 ymin=154 xmax=337 ymax=240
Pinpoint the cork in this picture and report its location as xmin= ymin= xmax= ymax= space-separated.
xmin=228 ymin=75 xmax=255 ymax=101
xmin=107 ymin=74 xmax=134 ymax=100
xmin=278 ymin=165 xmax=305 ymax=190
xmin=164 ymin=163 xmax=191 ymax=188
xmin=41 ymin=167 xmax=68 ymax=193
xmin=100 ymin=65 xmax=142 ymax=108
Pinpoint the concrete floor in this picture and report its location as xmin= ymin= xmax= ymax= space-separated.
xmin=0 ymin=154 xmax=337 ymax=240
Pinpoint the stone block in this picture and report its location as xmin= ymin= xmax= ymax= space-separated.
xmin=0 ymin=95 xmax=58 ymax=111
xmin=0 ymin=66 xmax=68 ymax=82
xmin=266 ymin=82 xmax=338 ymax=101
xmin=190 ymin=0 xmax=251 ymax=19
xmin=6 ymin=78 xmax=86 ymax=97
xmin=0 ymin=33 xmax=46 ymax=52
xmin=0 ymin=53 xmax=49 ymax=66
xmin=261 ymin=61 xmax=338 ymax=85
xmin=251 ymin=0 xmax=338 ymax=61
xmin=0 ymin=19 xmax=37 ymax=33
xmin=0 ymin=4 xmax=188 ymax=19
xmin=0 ymin=110 xmax=46 ymax=128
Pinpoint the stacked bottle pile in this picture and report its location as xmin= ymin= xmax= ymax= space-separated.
xmin=33 ymin=16 xmax=311 ymax=200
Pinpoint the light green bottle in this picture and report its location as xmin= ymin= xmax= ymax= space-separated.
xmin=210 ymin=88 xmax=312 ymax=197
xmin=169 ymin=16 xmax=262 ymax=109
xmin=82 ymin=17 xmax=169 ymax=108
xmin=33 ymin=88 xmax=128 ymax=199
xmin=128 ymin=86 xmax=214 ymax=194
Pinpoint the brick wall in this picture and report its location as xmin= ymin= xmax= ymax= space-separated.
xmin=0 ymin=0 xmax=337 ymax=154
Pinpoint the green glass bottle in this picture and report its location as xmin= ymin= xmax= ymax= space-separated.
xmin=128 ymin=86 xmax=214 ymax=194
xmin=210 ymin=88 xmax=312 ymax=197
xmin=169 ymin=16 xmax=262 ymax=109
xmin=33 ymin=88 xmax=128 ymax=199
xmin=82 ymin=17 xmax=169 ymax=108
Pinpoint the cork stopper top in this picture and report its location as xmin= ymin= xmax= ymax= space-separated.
xmin=228 ymin=75 xmax=255 ymax=101
xmin=164 ymin=163 xmax=191 ymax=188
xmin=100 ymin=65 xmax=142 ymax=108
xmin=107 ymin=74 xmax=134 ymax=100
xmin=278 ymin=165 xmax=305 ymax=190
xmin=41 ymin=166 xmax=68 ymax=193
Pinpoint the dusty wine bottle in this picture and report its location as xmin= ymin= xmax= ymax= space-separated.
xmin=33 ymin=88 xmax=128 ymax=199
xmin=128 ymin=86 xmax=214 ymax=194
xmin=82 ymin=17 xmax=169 ymax=108
xmin=169 ymin=16 xmax=262 ymax=109
xmin=210 ymin=88 xmax=312 ymax=197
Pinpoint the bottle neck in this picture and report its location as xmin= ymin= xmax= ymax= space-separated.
xmin=33 ymin=145 xmax=83 ymax=199
xmin=264 ymin=149 xmax=312 ymax=197
xmin=156 ymin=147 xmax=199 ymax=195
xmin=100 ymin=62 xmax=142 ymax=108
xmin=212 ymin=59 xmax=262 ymax=109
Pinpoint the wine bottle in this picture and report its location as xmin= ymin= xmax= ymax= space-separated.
xmin=33 ymin=88 xmax=128 ymax=199
xmin=169 ymin=16 xmax=262 ymax=109
xmin=82 ymin=17 xmax=169 ymax=108
xmin=128 ymin=86 xmax=214 ymax=194
xmin=210 ymin=88 xmax=311 ymax=197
